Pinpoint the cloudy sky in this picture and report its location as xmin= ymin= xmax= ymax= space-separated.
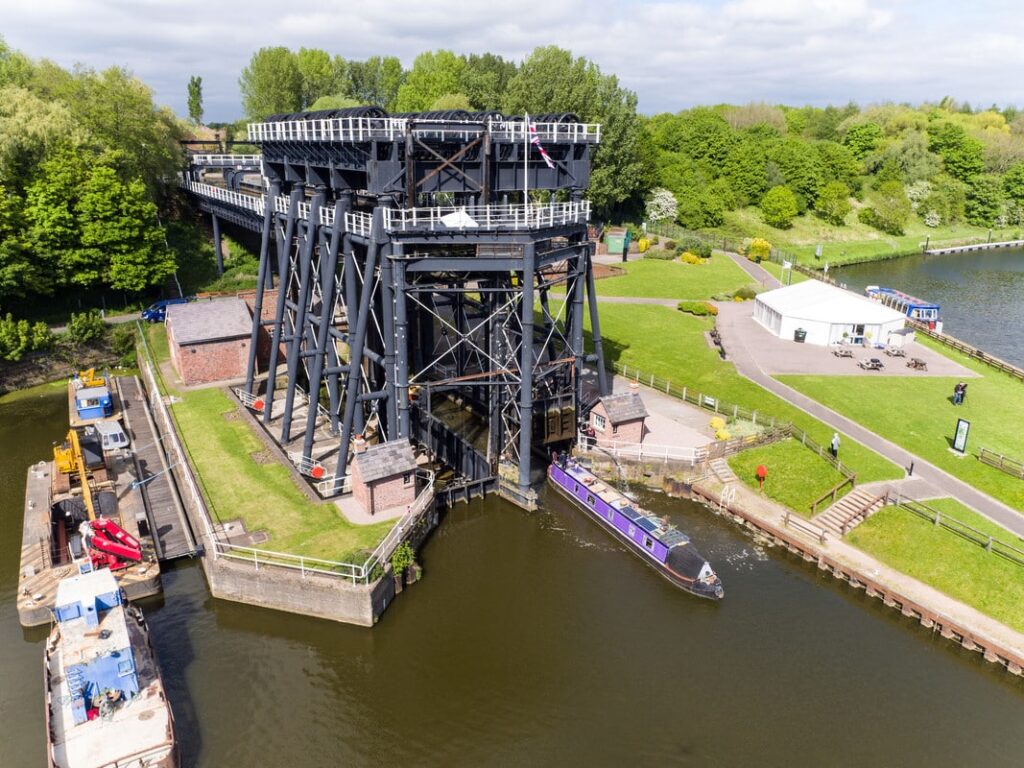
xmin=4 ymin=0 xmax=1023 ymax=121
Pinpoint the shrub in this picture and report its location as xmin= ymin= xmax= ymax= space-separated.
xmin=645 ymin=187 xmax=679 ymax=223
xmin=677 ymin=300 xmax=718 ymax=316
xmin=677 ymin=236 xmax=712 ymax=259
xmin=643 ymin=250 xmax=676 ymax=260
xmin=870 ymin=180 xmax=912 ymax=235
xmin=664 ymin=239 xmax=677 ymax=250
xmin=111 ymin=324 xmax=138 ymax=367
xmin=0 ymin=313 xmax=54 ymax=362
xmin=679 ymin=251 xmax=708 ymax=265
xmin=747 ymin=237 xmax=772 ymax=262
xmin=649 ymin=235 xmax=659 ymax=245
xmin=857 ymin=207 xmax=877 ymax=226
xmin=64 ymin=311 xmax=106 ymax=346
xmin=814 ymin=181 xmax=852 ymax=225
xmin=760 ymin=185 xmax=798 ymax=228
xmin=923 ymin=210 xmax=941 ymax=228
xmin=733 ymin=286 xmax=758 ymax=301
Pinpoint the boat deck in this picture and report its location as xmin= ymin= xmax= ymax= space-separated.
xmin=117 ymin=376 xmax=198 ymax=560
xmin=48 ymin=616 xmax=175 ymax=768
xmin=18 ymin=460 xmax=161 ymax=628
xmin=67 ymin=382 xmax=123 ymax=428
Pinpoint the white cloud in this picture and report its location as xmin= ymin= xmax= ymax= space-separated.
xmin=2 ymin=0 xmax=1023 ymax=120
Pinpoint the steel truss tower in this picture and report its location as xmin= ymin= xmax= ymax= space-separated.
xmin=182 ymin=109 xmax=608 ymax=502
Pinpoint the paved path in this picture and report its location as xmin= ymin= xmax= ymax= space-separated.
xmin=714 ymin=304 xmax=1024 ymax=536
xmin=724 ymin=251 xmax=781 ymax=289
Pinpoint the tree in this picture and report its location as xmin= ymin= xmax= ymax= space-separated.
xmin=239 ymin=47 xmax=302 ymax=120
xmin=0 ymin=85 xmax=79 ymax=189
xmin=766 ymin=139 xmax=824 ymax=213
xmin=928 ymin=122 xmax=984 ymax=182
xmin=814 ymin=141 xmax=861 ymax=191
xmin=814 ymin=181 xmax=851 ymax=225
xmin=348 ymin=56 xmax=403 ymax=110
xmin=965 ymin=175 xmax=1004 ymax=226
xmin=187 ymin=75 xmax=203 ymax=124
xmin=1003 ymin=162 xmax=1024 ymax=203
xmin=395 ymin=50 xmax=466 ymax=112
xmin=503 ymin=46 xmax=651 ymax=217
xmin=0 ymin=185 xmax=34 ymax=298
xmin=24 ymin=146 xmax=88 ymax=292
xmin=296 ymin=48 xmax=340 ymax=109
xmin=460 ymin=54 xmax=516 ymax=110
xmin=430 ymin=93 xmax=472 ymax=111
xmin=76 ymin=166 xmax=176 ymax=291
xmin=0 ymin=36 xmax=33 ymax=88
xmin=722 ymin=139 xmax=769 ymax=206
xmin=308 ymin=95 xmax=361 ymax=111
xmin=760 ymin=185 xmax=798 ymax=228
xmin=842 ymin=122 xmax=881 ymax=160
xmin=870 ymin=180 xmax=912 ymax=235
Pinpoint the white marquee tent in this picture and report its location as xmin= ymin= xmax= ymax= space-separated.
xmin=753 ymin=280 xmax=906 ymax=346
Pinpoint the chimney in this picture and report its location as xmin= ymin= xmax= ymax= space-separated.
xmin=353 ymin=434 xmax=367 ymax=454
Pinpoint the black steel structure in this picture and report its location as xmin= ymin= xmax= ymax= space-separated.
xmin=181 ymin=109 xmax=608 ymax=504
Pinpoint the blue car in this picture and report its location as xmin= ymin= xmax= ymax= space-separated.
xmin=141 ymin=297 xmax=192 ymax=323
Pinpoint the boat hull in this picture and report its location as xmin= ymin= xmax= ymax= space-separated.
xmin=547 ymin=470 xmax=723 ymax=600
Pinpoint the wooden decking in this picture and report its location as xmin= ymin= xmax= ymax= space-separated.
xmin=117 ymin=377 xmax=198 ymax=560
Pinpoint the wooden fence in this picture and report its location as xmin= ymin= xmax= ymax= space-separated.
xmin=810 ymin=475 xmax=858 ymax=516
xmin=979 ymin=448 xmax=1024 ymax=480
xmin=895 ymin=497 xmax=1024 ymax=569
xmin=907 ymin=320 xmax=1024 ymax=383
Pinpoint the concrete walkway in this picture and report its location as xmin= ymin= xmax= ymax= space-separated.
xmin=723 ymin=250 xmax=781 ymax=289
xmin=713 ymin=303 xmax=1024 ymax=536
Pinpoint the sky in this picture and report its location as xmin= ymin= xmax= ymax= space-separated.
xmin=4 ymin=0 xmax=1024 ymax=121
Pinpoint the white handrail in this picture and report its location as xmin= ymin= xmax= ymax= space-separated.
xmin=576 ymin=431 xmax=705 ymax=463
xmin=190 ymin=154 xmax=262 ymax=167
xmin=384 ymin=201 xmax=591 ymax=232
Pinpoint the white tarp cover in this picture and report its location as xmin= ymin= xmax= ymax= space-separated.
xmin=439 ymin=208 xmax=479 ymax=228
xmin=755 ymin=280 xmax=905 ymax=325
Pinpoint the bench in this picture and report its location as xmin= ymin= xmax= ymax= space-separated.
xmin=907 ymin=358 xmax=928 ymax=371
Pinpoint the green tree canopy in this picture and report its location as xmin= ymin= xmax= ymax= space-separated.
xmin=870 ymin=180 xmax=912 ymax=234
xmin=395 ymin=50 xmax=466 ymax=112
xmin=239 ymin=47 xmax=302 ymax=120
xmin=760 ymin=185 xmax=798 ymax=228
xmin=965 ymin=175 xmax=1004 ymax=227
xmin=814 ymin=181 xmax=851 ymax=225
xmin=187 ymin=75 xmax=203 ymax=124
xmin=347 ymin=56 xmax=404 ymax=110
xmin=297 ymin=48 xmax=342 ymax=109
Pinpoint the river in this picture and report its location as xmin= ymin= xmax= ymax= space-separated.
xmin=835 ymin=247 xmax=1024 ymax=367
xmin=2 ymin=390 xmax=1024 ymax=767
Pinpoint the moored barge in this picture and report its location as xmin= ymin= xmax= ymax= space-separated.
xmin=45 ymin=567 xmax=177 ymax=768
xmin=548 ymin=455 xmax=723 ymax=599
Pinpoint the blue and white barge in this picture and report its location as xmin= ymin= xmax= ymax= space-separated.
xmin=548 ymin=456 xmax=723 ymax=600
xmin=865 ymin=285 xmax=941 ymax=329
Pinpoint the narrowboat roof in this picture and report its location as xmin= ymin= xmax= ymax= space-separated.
xmin=562 ymin=462 xmax=690 ymax=548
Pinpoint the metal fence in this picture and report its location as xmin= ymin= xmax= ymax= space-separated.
xmin=383 ymin=201 xmax=591 ymax=233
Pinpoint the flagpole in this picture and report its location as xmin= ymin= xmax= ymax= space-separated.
xmin=524 ymin=112 xmax=529 ymax=207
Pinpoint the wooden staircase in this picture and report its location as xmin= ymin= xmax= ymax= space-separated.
xmin=709 ymin=458 xmax=738 ymax=485
xmin=812 ymin=488 xmax=888 ymax=537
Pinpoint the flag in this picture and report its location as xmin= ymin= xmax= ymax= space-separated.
xmin=528 ymin=117 xmax=556 ymax=169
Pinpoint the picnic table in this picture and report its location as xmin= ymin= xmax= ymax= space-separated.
xmin=884 ymin=347 xmax=906 ymax=357
xmin=907 ymin=357 xmax=928 ymax=371
xmin=858 ymin=358 xmax=884 ymax=370
xmin=832 ymin=348 xmax=854 ymax=358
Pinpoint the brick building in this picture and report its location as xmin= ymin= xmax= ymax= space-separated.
xmin=167 ymin=298 xmax=252 ymax=386
xmin=350 ymin=441 xmax=418 ymax=516
xmin=589 ymin=391 xmax=648 ymax=445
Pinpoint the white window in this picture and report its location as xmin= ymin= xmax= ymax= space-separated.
xmin=593 ymin=413 xmax=606 ymax=431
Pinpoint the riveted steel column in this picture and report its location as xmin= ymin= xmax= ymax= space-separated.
xmin=342 ymin=241 xmax=361 ymax=436
xmin=570 ymin=245 xmax=587 ymax=412
xmin=378 ymin=201 xmax=398 ymax=441
xmin=280 ymin=190 xmax=324 ymax=443
xmin=394 ymin=250 xmax=411 ymax=438
xmin=211 ymin=213 xmax=224 ymax=275
xmin=264 ymin=185 xmax=303 ymax=423
xmin=334 ymin=239 xmax=379 ymax=480
xmin=517 ymin=243 xmax=536 ymax=491
xmin=245 ymin=179 xmax=280 ymax=393
xmin=301 ymin=196 xmax=345 ymax=458
xmin=584 ymin=245 xmax=609 ymax=396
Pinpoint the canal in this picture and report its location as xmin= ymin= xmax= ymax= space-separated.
xmin=2 ymin=389 xmax=1024 ymax=767
xmin=835 ymin=247 xmax=1024 ymax=367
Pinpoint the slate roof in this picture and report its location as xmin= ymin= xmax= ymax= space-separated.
xmin=168 ymin=298 xmax=252 ymax=344
xmin=354 ymin=441 xmax=417 ymax=483
xmin=599 ymin=392 xmax=648 ymax=424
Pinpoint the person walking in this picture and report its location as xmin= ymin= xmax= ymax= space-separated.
xmin=953 ymin=382 xmax=963 ymax=405
xmin=960 ymin=382 xmax=968 ymax=404
xmin=830 ymin=432 xmax=840 ymax=459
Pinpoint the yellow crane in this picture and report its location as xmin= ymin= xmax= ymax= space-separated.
xmin=53 ymin=429 xmax=97 ymax=521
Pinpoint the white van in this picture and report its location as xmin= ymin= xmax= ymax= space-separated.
xmin=92 ymin=421 xmax=130 ymax=451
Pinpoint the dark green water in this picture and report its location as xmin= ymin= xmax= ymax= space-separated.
xmin=835 ymin=247 xmax=1024 ymax=367
xmin=3 ymin=391 xmax=1024 ymax=767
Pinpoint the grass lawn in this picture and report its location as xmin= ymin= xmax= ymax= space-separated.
xmin=710 ymin=206 xmax=1019 ymax=267
xmin=848 ymin=498 xmax=1024 ymax=632
xmin=758 ymin=260 xmax=810 ymax=285
xmin=143 ymin=324 xmax=392 ymax=562
xmin=588 ymin=256 xmax=755 ymax=300
xmin=574 ymin=301 xmax=902 ymax=484
xmin=778 ymin=341 xmax=1024 ymax=512
xmin=728 ymin=438 xmax=850 ymax=517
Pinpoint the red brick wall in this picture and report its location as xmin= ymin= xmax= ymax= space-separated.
xmin=169 ymin=332 xmax=249 ymax=386
xmin=351 ymin=460 xmax=416 ymax=515
xmin=590 ymin=403 xmax=646 ymax=445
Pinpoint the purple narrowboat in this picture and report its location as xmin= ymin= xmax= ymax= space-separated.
xmin=548 ymin=456 xmax=724 ymax=600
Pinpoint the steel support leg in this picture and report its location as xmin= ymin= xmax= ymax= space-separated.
xmin=211 ymin=213 xmax=224 ymax=276
xmin=517 ymin=244 xmax=536 ymax=492
xmin=245 ymin=179 xmax=280 ymax=392
xmin=280 ymin=191 xmax=324 ymax=443
xmin=380 ymin=244 xmax=397 ymax=441
xmin=264 ymin=185 xmax=304 ymax=423
xmin=394 ymin=254 xmax=411 ymax=439
xmin=585 ymin=247 xmax=609 ymax=396
xmin=571 ymin=246 xmax=587 ymax=411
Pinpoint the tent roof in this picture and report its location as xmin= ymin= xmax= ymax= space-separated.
xmin=755 ymin=280 xmax=906 ymax=325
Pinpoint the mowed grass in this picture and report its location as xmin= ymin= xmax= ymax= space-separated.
xmin=848 ymin=498 xmax=1024 ymax=632
xmin=590 ymin=256 xmax=755 ymax=299
xmin=571 ymin=301 xmax=902 ymax=484
xmin=143 ymin=324 xmax=392 ymax=561
xmin=728 ymin=438 xmax=850 ymax=517
xmin=779 ymin=341 xmax=1024 ymax=511
xmin=758 ymin=260 xmax=810 ymax=285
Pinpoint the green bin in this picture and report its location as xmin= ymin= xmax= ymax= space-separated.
xmin=794 ymin=328 xmax=807 ymax=343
